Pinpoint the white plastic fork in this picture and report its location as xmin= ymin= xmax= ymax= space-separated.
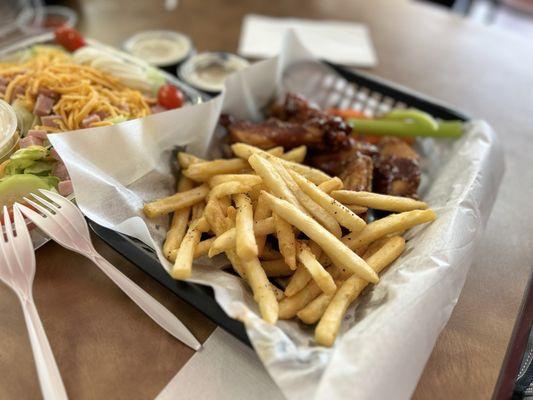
xmin=0 ymin=206 xmax=69 ymax=400
xmin=16 ymin=190 xmax=200 ymax=351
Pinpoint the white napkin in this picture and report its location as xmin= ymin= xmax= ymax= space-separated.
xmin=238 ymin=14 xmax=377 ymax=67
xmin=156 ymin=328 xmax=284 ymax=400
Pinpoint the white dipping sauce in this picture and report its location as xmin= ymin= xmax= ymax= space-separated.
xmin=179 ymin=52 xmax=250 ymax=93
xmin=0 ymin=100 xmax=18 ymax=162
xmin=124 ymin=31 xmax=192 ymax=67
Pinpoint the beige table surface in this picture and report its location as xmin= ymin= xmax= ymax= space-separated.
xmin=1 ymin=0 xmax=532 ymax=399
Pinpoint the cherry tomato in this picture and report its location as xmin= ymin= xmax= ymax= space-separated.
xmin=157 ymin=84 xmax=184 ymax=109
xmin=54 ymin=25 xmax=86 ymax=52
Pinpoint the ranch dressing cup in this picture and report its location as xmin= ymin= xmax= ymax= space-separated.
xmin=123 ymin=30 xmax=193 ymax=74
xmin=178 ymin=52 xmax=250 ymax=94
xmin=0 ymin=100 xmax=19 ymax=164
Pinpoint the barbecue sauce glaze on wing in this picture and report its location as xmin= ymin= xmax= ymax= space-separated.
xmin=220 ymin=93 xmax=422 ymax=198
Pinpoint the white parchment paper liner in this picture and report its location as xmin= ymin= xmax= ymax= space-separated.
xmin=49 ymin=32 xmax=504 ymax=400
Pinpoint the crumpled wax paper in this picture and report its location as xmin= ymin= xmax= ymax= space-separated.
xmin=48 ymin=32 xmax=504 ymax=400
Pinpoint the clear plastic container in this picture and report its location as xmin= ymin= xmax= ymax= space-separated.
xmin=0 ymin=0 xmax=43 ymax=47
xmin=0 ymin=100 xmax=19 ymax=164
xmin=178 ymin=52 xmax=250 ymax=93
xmin=123 ymin=30 xmax=193 ymax=70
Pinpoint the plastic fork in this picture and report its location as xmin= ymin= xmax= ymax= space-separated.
xmin=0 ymin=206 xmax=68 ymax=400
xmin=15 ymin=190 xmax=200 ymax=351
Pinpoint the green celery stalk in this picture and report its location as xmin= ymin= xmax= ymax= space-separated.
xmin=347 ymin=119 xmax=463 ymax=138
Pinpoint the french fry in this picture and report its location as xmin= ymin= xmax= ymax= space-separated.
xmin=315 ymin=236 xmax=406 ymax=346
xmin=169 ymin=237 xmax=215 ymax=262
xmin=284 ymin=264 xmax=311 ymax=297
xmin=278 ymin=279 xmax=324 ymax=319
xmin=143 ymin=184 xmax=209 ymax=218
xmin=231 ymin=143 xmax=331 ymax=184
xmin=342 ymin=209 xmax=437 ymax=252
xmin=171 ymin=203 xmax=205 ymax=280
xmin=262 ymin=259 xmax=294 ymax=277
xmin=280 ymin=145 xmax=306 ymax=163
xmin=226 ymin=205 xmax=237 ymax=222
xmin=297 ymin=242 xmax=336 ymax=295
xmin=297 ymin=292 xmax=335 ymax=324
xmin=254 ymin=192 xmax=271 ymax=256
xmin=208 ymin=174 xmax=262 ymax=188
xmin=272 ymin=159 xmax=342 ymax=237
xmin=204 ymin=196 xmax=248 ymax=280
xmin=183 ymin=158 xmax=248 ymax=182
xmin=208 ymin=181 xmax=252 ymax=200
xmin=279 ymin=266 xmax=341 ymax=319
xmin=204 ymin=197 xmax=231 ymax=234
xmin=361 ymin=237 xmax=392 ymax=260
xmin=194 ymin=237 xmax=214 ymax=259
xmin=289 ymin=169 xmax=366 ymax=233
xmin=193 ymin=216 xmax=210 ymax=232
xmin=162 ymin=176 xmax=195 ymax=260
xmin=241 ymin=256 xmax=279 ymax=324
xmin=234 ymin=193 xmax=258 ymax=261
xmin=273 ymin=213 xmax=297 ymax=270
xmin=248 ymin=154 xmax=307 ymax=214
xmin=317 ymin=177 xmax=343 ymax=194
xmin=331 ymin=190 xmax=428 ymax=212
xmin=208 ymin=216 xmax=275 ymax=257
xmin=345 ymin=204 xmax=368 ymax=215
xmin=262 ymin=191 xmax=378 ymax=283
xmin=267 ymin=146 xmax=284 ymax=157
xmin=270 ymin=284 xmax=285 ymax=301
xmin=177 ymin=152 xmax=205 ymax=169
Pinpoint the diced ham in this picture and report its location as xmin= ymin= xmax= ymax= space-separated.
xmin=37 ymin=88 xmax=59 ymax=100
xmin=19 ymin=136 xmax=43 ymax=148
xmin=40 ymin=114 xmax=62 ymax=128
xmin=81 ymin=114 xmax=101 ymax=128
xmin=33 ymin=94 xmax=56 ymax=116
xmin=27 ymin=130 xmax=48 ymax=140
xmin=12 ymin=85 xmax=25 ymax=100
xmin=58 ymin=180 xmax=74 ymax=196
xmin=150 ymin=105 xmax=167 ymax=114
xmin=52 ymin=162 xmax=69 ymax=181
xmin=95 ymin=110 xmax=109 ymax=120
xmin=50 ymin=148 xmax=62 ymax=161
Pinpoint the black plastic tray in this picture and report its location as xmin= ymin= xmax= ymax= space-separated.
xmin=90 ymin=64 xmax=469 ymax=347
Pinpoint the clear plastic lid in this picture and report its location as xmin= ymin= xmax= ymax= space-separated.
xmin=123 ymin=30 xmax=193 ymax=67
xmin=0 ymin=1 xmax=77 ymax=47
xmin=0 ymin=100 xmax=19 ymax=162
xmin=0 ymin=0 xmax=43 ymax=44
xmin=178 ymin=52 xmax=250 ymax=93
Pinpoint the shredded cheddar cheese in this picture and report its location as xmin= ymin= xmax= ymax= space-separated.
xmin=0 ymin=46 xmax=152 ymax=131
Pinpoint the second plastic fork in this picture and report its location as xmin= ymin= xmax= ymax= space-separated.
xmin=16 ymin=190 xmax=200 ymax=351
xmin=0 ymin=206 xmax=68 ymax=400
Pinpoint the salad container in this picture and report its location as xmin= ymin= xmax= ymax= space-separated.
xmin=0 ymin=32 xmax=204 ymax=248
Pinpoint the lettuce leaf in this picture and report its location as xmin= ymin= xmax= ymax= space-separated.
xmin=11 ymin=100 xmax=40 ymax=136
xmin=0 ymin=174 xmax=57 ymax=208
xmin=10 ymin=145 xmax=48 ymax=161
xmin=23 ymin=161 xmax=54 ymax=175
xmin=104 ymin=115 xmax=128 ymax=124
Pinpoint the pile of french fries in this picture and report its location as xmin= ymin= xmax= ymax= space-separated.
xmin=143 ymin=142 xmax=436 ymax=346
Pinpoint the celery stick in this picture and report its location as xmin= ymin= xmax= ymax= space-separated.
xmin=347 ymin=119 xmax=463 ymax=138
